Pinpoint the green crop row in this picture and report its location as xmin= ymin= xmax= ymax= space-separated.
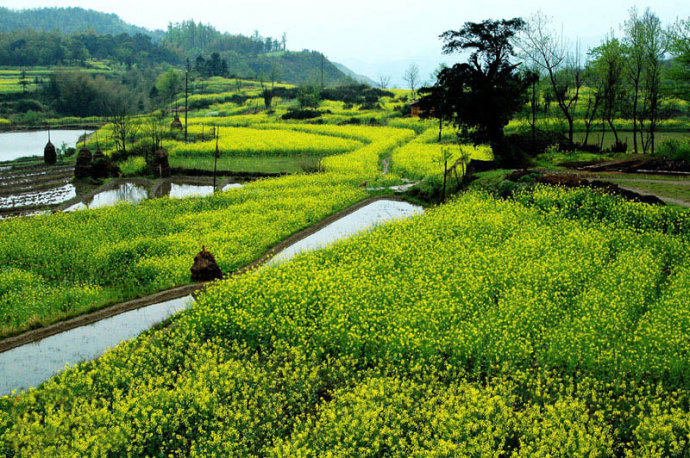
xmin=2 ymin=188 xmax=689 ymax=455
xmin=0 ymin=173 xmax=367 ymax=338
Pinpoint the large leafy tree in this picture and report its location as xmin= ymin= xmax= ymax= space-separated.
xmin=156 ymin=68 xmax=182 ymax=113
xmin=666 ymin=17 xmax=689 ymax=102
xmin=420 ymin=18 xmax=530 ymax=161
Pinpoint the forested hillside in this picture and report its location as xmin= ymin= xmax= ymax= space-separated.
xmin=0 ymin=7 xmax=157 ymax=37
xmin=0 ymin=8 xmax=350 ymax=86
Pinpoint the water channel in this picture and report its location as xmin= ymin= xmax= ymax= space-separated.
xmin=0 ymin=199 xmax=424 ymax=396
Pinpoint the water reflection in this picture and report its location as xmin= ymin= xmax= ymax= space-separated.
xmin=168 ymin=183 xmax=215 ymax=199
xmin=269 ymin=200 xmax=424 ymax=264
xmin=0 ymin=296 xmax=192 ymax=396
xmin=65 ymin=183 xmax=148 ymax=212
xmin=222 ymin=183 xmax=243 ymax=191
xmin=0 ymin=130 xmax=92 ymax=162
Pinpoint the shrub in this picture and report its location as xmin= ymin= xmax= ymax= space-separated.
xmin=12 ymin=110 xmax=44 ymax=126
xmin=14 ymin=99 xmax=45 ymax=112
xmin=657 ymin=138 xmax=690 ymax=161
xmin=118 ymin=156 xmax=147 ymax=176
xmin=281 ymin=108 xmax=322 ymax=120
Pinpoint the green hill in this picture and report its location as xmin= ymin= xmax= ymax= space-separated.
xmin=0 ymin=6 xmax=160 ymax=37
xmin=0 ymin=8 xmax=348 ymax=86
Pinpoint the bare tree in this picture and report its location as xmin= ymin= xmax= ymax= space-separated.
xmin=378 ymin=74 xmax=391 ymax=89
xmin=580 ymin=70 xmax=602 ymax=146
xmin=518 ymin=40 xmax=543 ymax=142
xmin=128 ymin=122 xmax=140 ymax=152
xmin=623 ymin=7 xmax=645 ymax=154
xmin=638 ymin=9 xmax=666 ymax=155
xmin=403 ymin=63 xmax=420 ymax=99
xmin=521 ymin=12 xmax=583 ymax=145
xmin=105 ymin=90 xmax=134 ymax=156
xmin=145 ymin=113 xmax=165 ymax=163
xmin=110 ymin=113 xmax=132 ymax=155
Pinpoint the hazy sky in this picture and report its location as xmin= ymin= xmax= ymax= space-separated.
xmin=2 ymin=0 xmax=688 ymax=85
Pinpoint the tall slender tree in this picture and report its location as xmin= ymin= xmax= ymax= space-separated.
xmin=522 ymin=12 xmax=583 ymax=145
xmin=639 ymin=9 xmax=666 ymax=154
xmin=623 ymin=8 xmax=645 ymax=154
xmin=590 ymin=33 xmax=626 ymax=146
xmin=403 ymin=64 xmax=420 ymax=99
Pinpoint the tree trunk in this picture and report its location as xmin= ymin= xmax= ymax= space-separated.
xmin=441 ymin=158 xmax=448 ymax=204
xmin=632 ymin=78 xmax=639 ymax=154
xmin=607 ymin=118 xmax=619 ymax=144
xmin=531 ymin=79 xmax=537 ymax=142
xmin=184 ymin=72 xmax=189 ymax=143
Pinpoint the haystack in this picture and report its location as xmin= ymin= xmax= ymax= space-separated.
xmin=154 ymin=148 xmax=171 ymax=178
xmin=191 ymin=246 xmax=223 ymax=282
xmin=171 ymin=115 xmax=183 ymax=130
xmin=43 ymin=141 xmax=57 ymax=165
xmin=74 ymin=146 xmax=92 ymax=179
xmin=91 ymin=145 xmax=108 ymax=179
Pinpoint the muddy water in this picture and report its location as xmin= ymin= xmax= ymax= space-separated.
xmin=0 ymin=297 xmax=191 ymax=396
xmin=168 ymin=183 xmax=214 ymax=199
xmin=269 ymin=199 xmax=424 ymax=264
xmin=0 ymin=199 xmax=424 ymax=396
xmin=222 ymin=183 xmax=243 ymax=191
xmin=0 ymin=130 xmax=91 ymax=162
xmin=65 ymin=182 xmax=149 ymax=212
xmin=0 ymin=183 xmax=76 ymax=209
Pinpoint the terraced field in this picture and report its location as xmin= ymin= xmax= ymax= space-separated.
xmin=2 ymin=74 xmax=690 ymax=456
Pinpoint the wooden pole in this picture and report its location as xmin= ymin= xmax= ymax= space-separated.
xmin=320 ymin=53 xmax=324 ymax=89
xmin=184 ymin=71 xmax=189 ymax=143
xmin=213 ymin=127 xmax=219 ymax=192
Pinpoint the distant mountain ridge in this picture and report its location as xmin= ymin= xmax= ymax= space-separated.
xmin=0 ymin=7 xmax=162 ymax=38
xmin=333 ymin=62 xmax=378 ymax=87
xmin=0 ymin=7 xmax=368 ymax=86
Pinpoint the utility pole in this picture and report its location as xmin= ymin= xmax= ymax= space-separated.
xmin=213 ymin=127 xmax=219 ymax=192
xmin=184 ymin=71 xmax=189 ymax=143
xmin=320 ymin=53 xmax=325 ymax=89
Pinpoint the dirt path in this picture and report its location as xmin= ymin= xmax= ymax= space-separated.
xmin=0 ymin=196 xmax=417 ymax=354
xmin=548 ymin=169 xmax=690 ymax=207
xmin=600 ymin=178 xmax=690 ymax=186
xmin=381 ymin=157 xmax=390 ymax=175
xmin=614 ymin=184 xmax=690 ymax=208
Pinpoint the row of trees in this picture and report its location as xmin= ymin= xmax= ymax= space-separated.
xmin=417 ymin=9 xmax=688 ymax=163
xmin=0 ymin=23 xmax=287 ymax=69
xmin=194 ymin=53 xmax=230 ymax=78
xmin=0 ymin=29 xmax=179 ymax=67
xmin=0 ymin=29 xmax=348 ymax=88
xmin=519 ymin=8 xmax=687 ymax=154
xmin=164 ymin=21 xmax=286 ymax=57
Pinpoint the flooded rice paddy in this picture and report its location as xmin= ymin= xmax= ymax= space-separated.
xmin=0 ymin=199 xmax=424 ymax=396
xmin=0 ymin=130 xmax=90 ymax=162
